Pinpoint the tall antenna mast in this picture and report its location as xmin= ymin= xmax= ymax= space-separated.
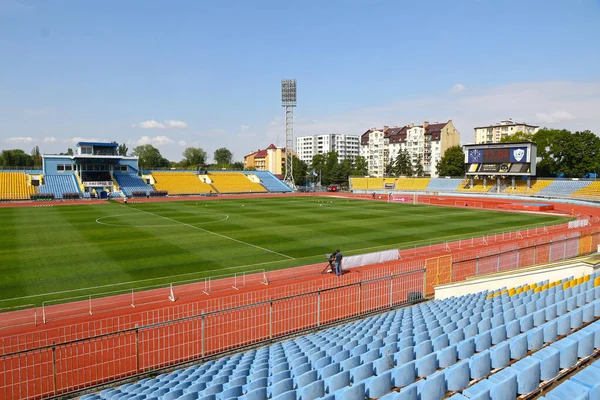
xmin=281 ymin=79 xmax=297 ymax=189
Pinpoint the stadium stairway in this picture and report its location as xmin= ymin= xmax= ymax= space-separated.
xmin=77 ymin=272 xmax=600 ymax=400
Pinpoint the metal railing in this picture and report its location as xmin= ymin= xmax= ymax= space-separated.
xmin=0 ymin=267 xmax=426 ymax=399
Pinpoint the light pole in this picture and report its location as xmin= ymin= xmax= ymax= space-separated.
xmin=282 ymin=79 xmax=297 ymax=189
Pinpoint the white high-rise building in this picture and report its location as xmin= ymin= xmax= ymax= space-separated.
xmin=296 ymin=134 xmax=360 ymax=164
xmin=360 ymin=121 xmax=461 ymax=177
xmin=474 ymin=119 xmax=539 ymax=143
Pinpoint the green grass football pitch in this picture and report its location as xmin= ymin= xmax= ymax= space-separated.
xmin=0 ymin=197 xmax=568 ymax=307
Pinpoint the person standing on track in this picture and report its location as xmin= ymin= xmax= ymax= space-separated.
xmin=335 ymin=249 xmax=343 ymax=276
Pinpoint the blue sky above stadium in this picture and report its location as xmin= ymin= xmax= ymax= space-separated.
xmin=0 ymin=0 xmax=599 ymax=163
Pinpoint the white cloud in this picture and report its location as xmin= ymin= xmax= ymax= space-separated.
xmin=165 ymin=120 xmax=188 ymax=128
xmin=177 ymin=140 xmax=187 ymax=146
xmin=5 ymin=137 xmax=34 ymax=143
xmin=535 ymin=111 xmax=576 ymax=124
xmin=450 ymin=83 xmax=466 ymax=93
xmin=43 ymin=136 xmax=57 ymax=143
xmin=66 ymin=137 xmax=103 ymax=144
xmin=240 ymin=124 xmax=250 ymax=131
xmin=137 ymin=135 xmax=175 ymax=146
xmin=139 ymin=120 xmax=166 ymax=129
xmin=135 ymin=119 xmax=188 ymax=129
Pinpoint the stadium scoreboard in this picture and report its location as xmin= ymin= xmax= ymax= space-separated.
xmin=464 ymin=142 xmax=537 ymax=176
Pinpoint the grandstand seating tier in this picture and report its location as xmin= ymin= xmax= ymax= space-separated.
xmin=0 ymin=172 xmax=36 ymax=200
xmin=395 ymin=177 xmax=430 ymax=191
xmin=38 ymin=174 xmax=80 ymax=199
xmin=114 ymin=173 xmax=154 ymax=196
xmin=82 ymin=270 xmax=600 ymax=400
xmin=209 ymin=172 xmax=268 ymax=194
xmin=243 ymin=171 xmax=293 ymax=193
xmin=151 ymin=172 xmax=215 ymax=195
xmin=503 ymin=179 xmax=554 ymax=195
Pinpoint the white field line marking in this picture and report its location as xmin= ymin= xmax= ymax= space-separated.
xmin=130 ymin=206 xmax=294 ymax=260
xmin=95 ymin=212 xmax=229 ymax=227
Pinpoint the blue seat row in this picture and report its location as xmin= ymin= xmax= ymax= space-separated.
xmin=39 ymin=174 xmax=80 ymax=198
xmin=79 ymin=272 xmax=600 ymax=400
xmin=114 ymin=173 xmax=153 ymax=196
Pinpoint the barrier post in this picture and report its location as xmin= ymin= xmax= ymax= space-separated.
xmin=201 ymin=311 xmax=205 ymax=357
xmin=52 ymin=341 xmax=57 ymax=396
xmin=232 ymin=274 xmax=239 ymax=290
xmin=135 ymin=324 xmax=140 ymax=374
xmin=358 ymin=282 xmax=362 ymax=314
xmin=269 ymin=300 xmax=273 ymax=339
xmin=317 ymin=291 xmax=321 ymax=327
xmin=168 ymin=284 xmax=175 ymax=302
xmin=389 ymin=276 xmax=393 ymax=307
xmin=89 ymin=295 xmax=93 ymax=315
xmin=42 ymin=303 xmax=46 ymax=324
xmin=131 ymin=289 xmax=135 ymax=308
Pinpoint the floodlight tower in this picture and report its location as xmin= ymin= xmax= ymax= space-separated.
xmin=281 ymin=79 xmax=297 ymax=189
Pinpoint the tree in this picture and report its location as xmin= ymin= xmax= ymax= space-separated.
xmin=213 ymin=147 xmax=233 ymax=166
xmin=414 ymin=154 xmax=425 ymax=177
xmin=292 ymin=157 xmax=308 ymax=186
xmin=352 ymin=156 xmax=368 ymax=176
xmin=67 ymin=148 xmax=73 ymax=156
xmin=132 ymin=144 xmax=170 ymax=168
xmin=181 ymin=147 xmax=207 ymax=167
xmin=0 ymin=149 xmax=34 ymax=167
xmin=533 ymin=129 xmax=600 ymax=177
xmin=118 ymin=143 xmax=128 ymax=156
xmin=436 ymin=145 xmax=465 ymax=177
xmin=231 ymin=161 xmax=244 ymax=170
xmin=31 ymin=146 xmax=42 ymax=168
xmin=499 ymin=131 xmax=534 ymax=143
xmin=393 ymin=149 xmax=413 ymax=177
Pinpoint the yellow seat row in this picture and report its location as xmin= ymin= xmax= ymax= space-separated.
xmin=209 ymin=172 xmax=267 ymax=194
xmin=504 ymin=179 xmax=553 ymax=195
xmin=0 ymin=172 xmax=36 ymax=200
xmin=457 ymin=179 xmax=492 ymax=193
xmin=395 ymin=178 xmax=430 ymax=191
xmin=152 ymin=172 xmax=214 ymax=195
xmin=570 ymin=181 xmax=600 ymax=200
xmin=486 ymin=274 xmax=594 ymax=299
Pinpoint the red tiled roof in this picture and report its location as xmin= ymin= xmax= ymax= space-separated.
xmin=266 ymin=144 xmax=277 ymax=150
xmin=424 ymin=122 xmax=447 ymax=141
xmin=255 ymin=149 xmax=268 ymax=158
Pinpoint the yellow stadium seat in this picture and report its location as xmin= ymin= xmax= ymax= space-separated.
xmin=594 ymin=277 xmax=600 ymax=287
xmin=152 ymin=172 xmax=215 ymax=195
xmin=584 ymin=275 xmax=590 ymax=282
xmin=576 ymin=277 xmax=584 ymax=285
xmin=541 ymin=285 xmax=549 ymax=291
xmin=209 ymin=172 xmax=268 ymax=194
xmin=534 ymin=287 xmax=542 ymax=293
xmin=563 ymin=282 xmax=570 ymax=290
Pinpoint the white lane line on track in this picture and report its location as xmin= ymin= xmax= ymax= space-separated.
xmin=129 ymin=206 xmax=295 ymax=260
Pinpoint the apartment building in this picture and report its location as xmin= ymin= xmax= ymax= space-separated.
xmin=360 ymin=120 xmax=460 ymax=177
xmin=296 ymin=134 xmax=360 ymax=164
xmin=474 ymin=119 xmax=540 ymax=143
xmin=244 ymin=144 xmax=289 ymax=175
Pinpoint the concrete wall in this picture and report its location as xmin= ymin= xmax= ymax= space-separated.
xmin=435 ymin=261 xmax=594 ymax=300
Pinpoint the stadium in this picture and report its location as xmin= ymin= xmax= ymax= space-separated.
xmin=2 ymin=140 xmax=600 ymax=400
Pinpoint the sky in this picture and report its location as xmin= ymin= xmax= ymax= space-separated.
xmin=0 ymin=0 xmax=599 ymax=163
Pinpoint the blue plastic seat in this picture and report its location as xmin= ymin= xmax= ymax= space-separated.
xmin=445 ymin=360 xmax=470 ymax=391
xmin=324 ymin=370 xmax=350 ymax=393
xmin=545 ymin=380 xmax=589 ymax=400
xmin=552 ymin=338 xmax=579 ymax=369
xmin=391 ymin=360 xmax=416 ymax=387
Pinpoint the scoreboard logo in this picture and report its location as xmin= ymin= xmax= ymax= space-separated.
xmin=513 ymin=148 xmax=525 ymax=162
